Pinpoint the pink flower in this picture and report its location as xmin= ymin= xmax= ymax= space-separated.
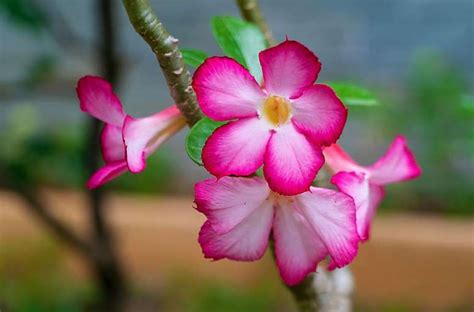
xmin=195 ymin=176 xmax=359 ymax=286
xmin=192 ymin=40 xmax=347 ymax=196
xmin=324 ymin=136 xmax=422 ymax=241
xmin=76 ymin=76 xmax=186 ymax=188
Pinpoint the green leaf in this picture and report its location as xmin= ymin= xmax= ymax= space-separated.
xmin=326 ymin=82 xmax=379 ymax=106
xmin=185 ymin=117 xmax=226 ymax=166
xmin=181 ymin=48 xmax=208 ymax=68
xmin=211 ymin=16 xmax=266 ymax=82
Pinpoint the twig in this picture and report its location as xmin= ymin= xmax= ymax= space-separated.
xmin=122 ymin=0 xmax=202 ymax=126
xmin=2 ymin=183 xmax=95 ymax=260
xmin=235 ymin=0 xmax=275 ymax=46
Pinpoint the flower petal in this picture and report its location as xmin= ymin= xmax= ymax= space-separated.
xmin=259 ymin=40 xmax=321 ymax=99
xmin=263 ymin=124 xmax=323 ymax=195
xmin=86 ymin=161 xmax=128 ymax=189
xmin=192 ymin=56 xmax=266 ymax=121
xmin=194 ymin=176 xmax=270 ymax=234
xmin=331 ymin=172 xmax=372 ymax=241
xmin=123 ymin=106 xmax=185 ymax=173
xmin=323 ymin=144 xmax=362 ymax=174
xmin=198 ymin=199 xmax=274 ymax=261
xmin=76 ymin=76 xmax=125 ymax=126
xmin=296 ymin=187 xmax=359 ymax=269
xmin=326 ymin=185 xmax=384 ymax=271
xmin=291 ymin=84 xmax=347 ymax=146
xmin=273 ymin=199 xmax=327 ymax=285
xmin=202 ymin=118 xmax=271 ymax=177
xmin=365 ymin=183 xmax=385 ymax=240
xmin=368 ymin=135 xmax=422 ymax=185
xmin=100 ymin=124 xmax=125 ymax=163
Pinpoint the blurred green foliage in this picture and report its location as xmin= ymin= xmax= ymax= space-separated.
xmin=0 ymin=239 xmax=470 ymax=312
xmin=162 ymin=277 xmax=285 ymax=312
xmin=358 ymin=52 xmax=473 ymax=215
xmin=0 ymin=0 xmax=47 ymax=31
xmin=22 ymin=55 xmax=57 ymax=88
xmin=0 ymin=240 xmax=95 ymax=311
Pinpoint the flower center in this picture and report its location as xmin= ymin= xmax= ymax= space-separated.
xmin=262 ymin=96 xmax=291 ymax=126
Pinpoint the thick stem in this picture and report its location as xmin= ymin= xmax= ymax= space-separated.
xmin=235 ymin=0 xmax=275 ymax=46
xmin=314 ymin=266 xmax=354 ymax=312
xmin=122 ymin=0 xmax=202 ymax=126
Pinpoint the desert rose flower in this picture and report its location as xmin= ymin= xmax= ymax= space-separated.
xmin=195 ymin=176 xmax=359 ymax=286
xmin=193 ymin=40 xmax=347 ymax=196
xmin=77 ymin=76 xmax=186 ymax=188
xmin=324 ymin=136 xmax=421 ymax=241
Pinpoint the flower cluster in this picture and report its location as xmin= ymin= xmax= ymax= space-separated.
xmin=77 ymin=40 xmax=421 ymax=287
xmin=192 ymin=40 xmax=421 ymax=285
xmin=76 ymin=76 xmax=186 ymax=188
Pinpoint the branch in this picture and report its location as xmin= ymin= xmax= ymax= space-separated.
xmin=122 ymin=0 xmax=202 ymax=126
xmin=314 ymin=266 xmax=354 ymax=312
xmin=7 ymin=185 xmax=95 ymax=260
xmin=235 ymin=0 xmax=275 ymax=46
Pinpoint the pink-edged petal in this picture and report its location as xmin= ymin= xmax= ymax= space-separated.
xmin=192 ymin=56 xmax=266 ymax=121
xmin=202 ymin=118 xmax=271 ymax=177
xmin=364 ymin=183 xmax=385 ymax=241
xmin=295 ymin=187 xmax=359 ymax=269
xmin=259 ymin=40 xmax=321 ymax=99
xmin=100 ymin=124 xmax=125 ymax=163
xmin=323 ymin=144 xmax=362 ymax=174
xmin=263 ymin=124 xmax=323 ymax=196
xmin=76 ymin=75 xmax=125 ymax=126
xmin=198 ymin=199 xmax=274 ymax=261
xmin=273 ymin=200 xmax=327 ymax=286
xmin=86 ymin=161 xmax=128 ymax=189
xmin=123 ymin=106 xmax=186 ymax=173
xmin=194 ymin=176 xmax=270 ymax=234
xmin=291 ymin=84 xmax=347 ymax=146
xmin=368 ymin=135 xmax=422 ymax=185
xmin=331 ymin=171 xmax=372 ymax=241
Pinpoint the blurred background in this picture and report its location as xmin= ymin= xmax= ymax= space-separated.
xmin=0 ymin=0 xmax=472 ymax=311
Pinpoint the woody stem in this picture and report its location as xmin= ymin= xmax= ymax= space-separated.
xmin=122 ymin=0 xmax=202 ymax=126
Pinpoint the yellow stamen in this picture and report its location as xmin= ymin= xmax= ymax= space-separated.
xmin=262 ymin=96 xmax=291 ymax=126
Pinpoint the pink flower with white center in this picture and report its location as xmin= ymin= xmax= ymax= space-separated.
xmin=192 ymin=40 xmax=347 ymax=196
xmin=77 ymin=76 xmax=186 ymax=188
xmin=324 ymin=136 xmax=421 ymax=241
xmin=195 ymin=176 xmax=359 ymax=286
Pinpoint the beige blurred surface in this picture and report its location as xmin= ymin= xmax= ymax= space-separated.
xmin=1 ymin=189 xmax=473 ymax=309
